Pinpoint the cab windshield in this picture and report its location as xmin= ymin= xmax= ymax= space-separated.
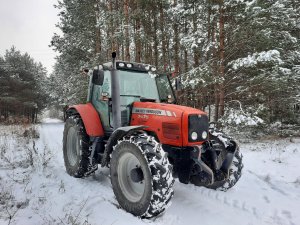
xmin=119 ymin=70 xmax=160 ymax=100
xmin=102 ymin=70 xmax=175 ymax=103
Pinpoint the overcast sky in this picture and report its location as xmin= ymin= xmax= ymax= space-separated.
xmin=0 ymin=0 xmax=60 ymax=74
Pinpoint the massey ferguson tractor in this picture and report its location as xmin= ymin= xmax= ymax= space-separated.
xmin=63 ymin=52 xmax=243 ymax=218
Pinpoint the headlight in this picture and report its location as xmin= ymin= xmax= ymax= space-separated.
xmin=118 ymin=62 xmax=125 ymax=67
xmin=191 ymin=132 xmax=198 ymax=140
xmin=202 ymin=131 xmax=208 ymax=139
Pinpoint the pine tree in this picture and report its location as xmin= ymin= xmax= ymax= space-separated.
xmin=0 ymin=47 xmax=49 ymax=122
xmin=50 ymin=0 xmax=300 ymax=124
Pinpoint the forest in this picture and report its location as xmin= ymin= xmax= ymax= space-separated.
xmin=0 ymin=47 xmax=49 ymax=123
xmin=1 ymin=0 xmax=299 ymax=126
xmin=50 ymin=0 xmax=300 ymax=125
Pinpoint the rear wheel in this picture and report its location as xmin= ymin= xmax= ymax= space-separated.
xmin=63 ymin=115 xmax=97 ymax=177
xmin=110 ymin=133 xmax=174 ymax=218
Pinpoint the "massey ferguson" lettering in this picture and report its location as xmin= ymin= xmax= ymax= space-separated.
xmin=132 ymin=107 xmax=176 ymax=117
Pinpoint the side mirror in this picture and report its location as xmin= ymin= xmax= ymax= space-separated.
xmin=92 ymin=69 xmax=104 ymax=85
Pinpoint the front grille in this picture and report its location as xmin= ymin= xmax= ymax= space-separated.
xmin=121 ymin=109 xmax=129 ymax=126
xmin=188 ymin=114 xmax=209 ymax=142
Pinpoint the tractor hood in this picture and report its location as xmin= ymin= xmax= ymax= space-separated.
xmin=130 ymin=101 xmax=208 ymax=147
xmin=131 ymin=101 xmax=206 ymax=117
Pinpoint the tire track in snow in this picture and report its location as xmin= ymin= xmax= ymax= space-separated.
xmin=167 ymin=182 xmax=263 ymax=225
xmin=39 ymin=122 xmax=64 ymax=151
xmin=248 ymin=170 xmax=288 ymax=196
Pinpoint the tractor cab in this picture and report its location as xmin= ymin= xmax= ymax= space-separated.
xmin=88 ymin=61 xmax=175 ymax=134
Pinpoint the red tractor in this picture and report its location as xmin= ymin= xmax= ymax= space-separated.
xmin=63 ymin=53 xmax=243 ymax=218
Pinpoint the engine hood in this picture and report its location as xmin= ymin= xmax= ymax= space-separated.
xmin=132 ymin=102 xmax=207 ymax=117
xmin=130 ymin=101 xmax=208 ymax=147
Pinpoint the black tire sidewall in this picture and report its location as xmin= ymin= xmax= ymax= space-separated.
xmin=110 ymin=141 xmax=153 ymax=216
xmin=63 ymin=117 xmax=85 ymax=177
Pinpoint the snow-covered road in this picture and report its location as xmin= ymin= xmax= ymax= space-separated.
xmin=1 ymin=120 xmax=300 ymax=225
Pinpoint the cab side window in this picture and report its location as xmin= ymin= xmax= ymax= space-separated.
xmin=91 ymin=72 xmax=111 ymax=131
xmin=101 ymin=74 xmax=111 ymax=96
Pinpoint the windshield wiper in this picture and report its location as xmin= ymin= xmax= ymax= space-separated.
xmin=120 ymin=94 xmax=141 ymax=98
xmin=140 ymin=97 xmax=156 ymax=102
xmin=120 ymin=95 xmax=156 ymax=102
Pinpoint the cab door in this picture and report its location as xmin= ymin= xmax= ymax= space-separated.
xmin=91 ymin=72 xmax=112 ymax=133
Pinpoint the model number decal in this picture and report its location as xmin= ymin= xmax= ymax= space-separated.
xmin=138 ymin=115 xmax=149 ymax=120
xmin=132 ymin=107 xmax=176 ymax=117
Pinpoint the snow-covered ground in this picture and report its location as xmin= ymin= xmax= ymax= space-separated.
xmin=0 ymin=120 xmax=299 ymax=225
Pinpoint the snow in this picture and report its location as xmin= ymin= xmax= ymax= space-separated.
xmin=41 ymin=118 xmax=63 ymax=123
xmin=222 ymin=108 xmax=264 ymax=126
xmin=1 ymin=121 xmax=300 ymax=225
xmin=229 ymin=50 xmax=283 ymax=70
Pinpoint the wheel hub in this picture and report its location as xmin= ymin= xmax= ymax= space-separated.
xmin=66 ymin=127 xmax=79 ymax=167
xmin=117 ymin=152 xmax=145 ymax=202
xmin=130 ymin=167 xmax=144 ymax=183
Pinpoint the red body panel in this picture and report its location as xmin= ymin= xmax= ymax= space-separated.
xmin=69 ymin=103 xmax=104 ymax=137
xmin=130 ymin=102 xmax=207 ymax=147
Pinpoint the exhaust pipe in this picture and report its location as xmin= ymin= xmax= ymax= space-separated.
xmin=111 ymin=52 xmax=121 ymax=130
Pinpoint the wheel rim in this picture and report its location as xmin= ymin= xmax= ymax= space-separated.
xmin=66 ymin=126 xmax=79 ymax=167
xmin=117 ymin=152 xmax=146 ymax=202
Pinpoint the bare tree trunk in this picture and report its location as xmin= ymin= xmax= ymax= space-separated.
xmin=184 ymin=20 xmax=188 ymax=73
xmin=153 ymin=8 xmax=159 ymax=67
xmin=124 ymin=0 xmax=130 ymax=61
xmin=94 ymin=1 xmax=101 ymax=55
xmin=207 ymin=5 xmax=211 ymax=43
xmin=109 ymin=1 xmax=114 ymax=51
xmin=173 ymin=0 xmax=179 ymax=76
xmin=95 ymin=28 xmax=101 ymax=54
xmin=135 ymin=19 xmax=141 ymax=62
xmin=212 ymin=17 xmax=219 ymax=122
xmin=149 ymin=43 xmax=153 ymax=64
xmin=160 ymin=1 xmax=167 ymax=71
xmin=218 ymin=3 xmax=225 ymax=117
xmin=134 ymin=0 xmax=141 ymax=63
xmin=193 ymin=2 xmax=199 ymax=67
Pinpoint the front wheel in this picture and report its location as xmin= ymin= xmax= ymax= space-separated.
xmin=190 ymin=131 xmax=243 ymax=191
xmin=110 ymin=133 xmax=174 ymax=218
xmin=208 ymin=131 xmax=243 ymax=191
xmin=215 ymin=149 xmax=243 ymax=191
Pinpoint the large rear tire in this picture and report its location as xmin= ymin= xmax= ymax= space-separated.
xmin=63 ymin=115 xmax=97 ymax=177
xmin=110 ymin=133 xmax=174 ymax=218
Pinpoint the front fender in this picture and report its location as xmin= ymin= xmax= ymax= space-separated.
xmin=67 ymin=103 xmax=104 ymax=137
xmin=101 ymin=125 xmax=147 ymax=167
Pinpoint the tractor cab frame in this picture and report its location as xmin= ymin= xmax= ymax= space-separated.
xmin=87 ymin=59 xmax=176 ymax=135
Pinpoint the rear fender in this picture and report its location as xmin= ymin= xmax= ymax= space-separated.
xmin=67 ymin=103 xmax=104 ymax=137
xmin=101 ymin=125 xmax=147 ymax=167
